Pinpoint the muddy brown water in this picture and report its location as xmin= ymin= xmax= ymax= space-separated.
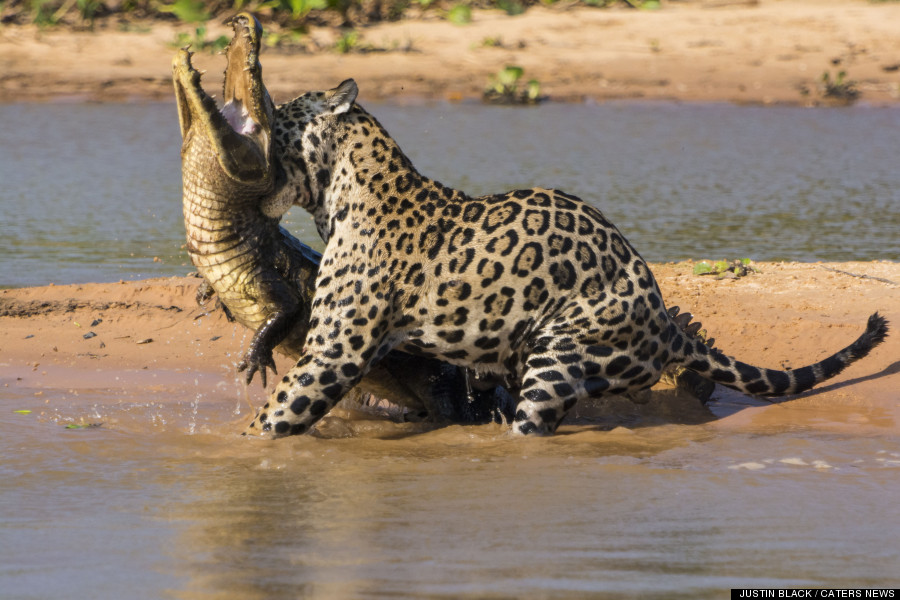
xmin=2 ymin=101 xmax=899 ymax=596
xmin=3 ymin=364 xmax=899 ymax=598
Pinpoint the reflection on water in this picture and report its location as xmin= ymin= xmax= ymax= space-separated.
xmin=2 ymin=383 xmax=899 ymax=598
xmin=1 ymin=102 xmax=899 ymax=287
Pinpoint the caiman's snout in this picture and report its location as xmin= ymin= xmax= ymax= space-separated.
xmin=221 ymin=13 xmax=273 ymax=160
xmin=172 ymin=12 xmax=273 ymax=184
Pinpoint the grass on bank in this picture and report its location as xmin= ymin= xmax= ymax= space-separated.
xmin=0 ymin=0 xmax=662 ymax=31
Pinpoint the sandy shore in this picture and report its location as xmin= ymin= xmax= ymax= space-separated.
xmin=2 ymin=0 xmax=900 ymax=105
xmin=2 ymin=261 xmax=897 ymax=434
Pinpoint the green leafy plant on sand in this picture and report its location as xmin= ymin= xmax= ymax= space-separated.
xmin=496 ymin=0 xmax=524 ymax=16
xmin=157 ymin=0 xmax=210 ymax=22
xmin=483 ymin=65 xmax=543 ymax=105
xmin=172 ymin=25 xmax=229 ymax=52
xmin=29 ymin=0 xmax=62 ymax=26
xmin=262 ymin=28 xmax=306 ymax=48
xmin=820 ymin=69 xmax=860 ymax=104
xmin=334 ymin=28 xmax=359 ymax=53
xmin=693 ymin=258 xmax=759 ymax=280
xmin=267 ymin=0 xmax=328 ymax=21
xmin=445 ymin=2 xmax=471 ymax=24
xmin=76 ymin=0 xmax=102 ymax=27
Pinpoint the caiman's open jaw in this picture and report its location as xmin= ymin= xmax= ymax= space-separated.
xmin=173 ymin=12 xmax=273 ymax=183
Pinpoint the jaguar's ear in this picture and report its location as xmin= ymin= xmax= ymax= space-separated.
xmin=327 ymin=79 xmax=358 ymax=115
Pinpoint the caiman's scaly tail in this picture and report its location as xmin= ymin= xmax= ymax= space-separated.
xmin=674 ymin=312 xmax=888 ymax=397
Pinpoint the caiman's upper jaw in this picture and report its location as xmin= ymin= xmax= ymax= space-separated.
xmin=221 ymin=12 xmax=273 ymax=160
xmin=172 ymin=16 xmax=272 ymax=184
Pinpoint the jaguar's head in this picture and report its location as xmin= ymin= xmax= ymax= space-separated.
xmin=267 ymin=79 xmax=360 ymax=219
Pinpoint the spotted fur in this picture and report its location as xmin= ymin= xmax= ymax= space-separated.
xmin=246 ymin=79 xmax=888 ymax=437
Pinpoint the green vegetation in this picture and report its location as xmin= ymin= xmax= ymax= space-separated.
xmin=271 ymin=0 xmax=328 ymax=21
xmin=496 ymin=0 xmax=524 ymax=16
xmin=693 ymin=258 xmax=759 ymax=280
xmin=334 ymin=28 xmax=358 ymax=53
xmin=158 ymin=0 xmax=210 ymax=23
xmin=262 ymin=28 xmax=305 ymax=48
xmin=820 ymin=69 xmax=860 ymax=104
xmin=1 ymin=0 xmax=664 ymax=30
xmin=76 ymin=0 xmax=102 ymax=28
xmin=483 ymin=65 xmax=542 ymax=105
xmin=172 ymin=25 xmax=229 ymax=52
xmin=28 ymin=0 xmax=63 ymax=26
xmin=445 ymin=2 xmax=471 ymax=25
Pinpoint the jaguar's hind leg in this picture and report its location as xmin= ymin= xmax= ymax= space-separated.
xmin=511 ymin=330 xmax=588 ymax=436
xmin=512 ymin=331 xmax=666 ymax=436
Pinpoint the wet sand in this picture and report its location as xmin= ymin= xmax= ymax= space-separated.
xmin=2 ymin=261 xmax=897 ymax=436
xmin=2 ymin=0 xmax=900 ymax=106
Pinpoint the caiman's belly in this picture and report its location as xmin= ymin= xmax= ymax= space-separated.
xmin=183 ymin=194 xmax=274 ymax=334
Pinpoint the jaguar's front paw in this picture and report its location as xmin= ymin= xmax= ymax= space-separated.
xmin=242 ymin=404 xmax=277 ymax=438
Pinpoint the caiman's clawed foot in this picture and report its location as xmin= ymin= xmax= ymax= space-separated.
xmin=196 ymin=279 xmax=216 ymax=306
xmin=237 ymin=350 xmax=277 ymax=389
xmin=237 ymin=310 xmax=298 ymax=388
xmin=195 ymin=280 xmax=236 ymax=322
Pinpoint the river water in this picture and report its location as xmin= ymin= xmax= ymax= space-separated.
xmin=2 ymin=382 xmax=899 ymax=598
xmin=1 ymin=102 xmax=899 ymax=287
xmin=1 ymin=101 xmax=899 ymax=597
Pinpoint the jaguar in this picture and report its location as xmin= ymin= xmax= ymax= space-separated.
xmin=245 ymin=78 xmax=887 ymax=437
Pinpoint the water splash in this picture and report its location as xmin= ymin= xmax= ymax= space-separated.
xmin=188 ymin=377 xmax=202 ymax=435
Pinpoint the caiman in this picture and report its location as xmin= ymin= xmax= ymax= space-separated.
xmin=174 ymin=14 xmax=511 ymax=423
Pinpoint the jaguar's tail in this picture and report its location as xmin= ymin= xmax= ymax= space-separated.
xmin=672 ymin=312 xmax=888 ymax=397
